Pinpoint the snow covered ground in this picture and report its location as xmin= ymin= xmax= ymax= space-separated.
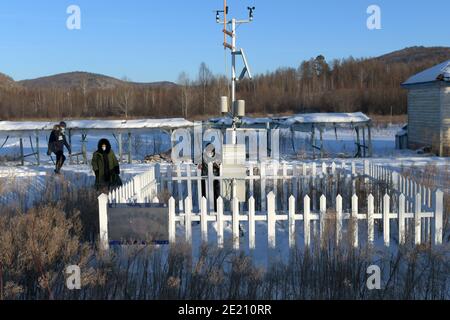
xmin=1 ymin=123 xmax=448 ymax=203
xmin=0 ymin=123 xmax=448 ymax=264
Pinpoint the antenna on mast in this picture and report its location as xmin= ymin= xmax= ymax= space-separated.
xmin=215 ymin=0 xmax=254 ymax=143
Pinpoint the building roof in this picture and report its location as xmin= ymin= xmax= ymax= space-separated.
xmin=402 ymin=60 xmax=450 ymax=86
xmin=209 ymin=112 xmax=371 ymax=129
xmin=279 ymin=112 xmax=370 ymax=126
xmin=0 ymin=118 xmax=194 ymax=133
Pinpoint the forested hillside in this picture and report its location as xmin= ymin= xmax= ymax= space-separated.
xmin=0 ymin=46 xmax=449 ymax=120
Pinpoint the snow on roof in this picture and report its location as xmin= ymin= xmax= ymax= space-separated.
xmin=0 ymin=118 xmax=194 ymax=132
xmin=208 ymin=116 xmax=273 ymax=126
xmin=280 ymin=112 xmax=370 ymax=126
xmin=402 ymin=60 xmax=450 ymax=86
xmin=209 ymin=112 xmax=370 ymax=127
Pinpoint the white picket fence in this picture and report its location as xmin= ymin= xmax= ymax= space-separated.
xmin=367 ymin=162 xmax=436 ymax=212
xmin=106 ymin=164 xmax=160 ymax=204
xmin=98 ymin=161 xmax=445 ymax=250
xmin=98 ymin=164 xmax=160 ymax=249
xmin=168 ymin=190 xmax=443 ymax=250
xmin=162 ymin=160 xmax=361 ymax=212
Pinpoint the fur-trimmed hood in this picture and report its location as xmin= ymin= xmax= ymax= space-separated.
xmin=97 ymin=138 xmax=112 ymax=153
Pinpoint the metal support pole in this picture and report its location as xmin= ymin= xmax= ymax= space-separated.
xmin=362 ymin=126 xmax=366 ymax=158
xmin=68 ymin=129 xmax=73 ymax=164
xmin=19 ymin=138 xmax=24 ymax=166
xmin=368 ymin=124 xmax=373 ymax=157
xmin=320 ymin=128 xmax=324 ymax=158
xmin=82 ymin=133 xmax=87 ymax=164
xmin=355 ymin=127 xmax=361 ymax=158
xmin=311 ymin=125 xmax=316 ymax=158
xmin=35 ymin=134 xmax=40 ymax=165
xmin=118 ymin=132 xmax=123 ymax=162
xmin=128 ymin=132 xmax=132 ymax=164
xmin=231 ymin=18 xmax=236 ymax=106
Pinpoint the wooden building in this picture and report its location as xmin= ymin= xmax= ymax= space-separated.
xmin=402 ymin=60 xmax=450 ymax=156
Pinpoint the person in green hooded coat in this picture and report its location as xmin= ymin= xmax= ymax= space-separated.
xmin=91 ymin=138 xmax=122 ymax=190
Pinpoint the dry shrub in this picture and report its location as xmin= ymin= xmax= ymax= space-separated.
xmin=0 ymin=205 xmax=99 ymax=300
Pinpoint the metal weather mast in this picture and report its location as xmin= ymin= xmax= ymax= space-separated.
xmin=215 ymin=1 xmax=255 ymax=143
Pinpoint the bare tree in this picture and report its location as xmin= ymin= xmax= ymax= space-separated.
xmin=177 ymin=72 xmax=191 ymax=118
xmin=117 ymin=76 xmax=133 ymax=118
xmin=198 ymin=62 xmax=213 ymax=114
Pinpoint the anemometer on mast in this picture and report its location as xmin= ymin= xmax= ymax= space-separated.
xmin=215 ymin=0 xmax=255 ymax=143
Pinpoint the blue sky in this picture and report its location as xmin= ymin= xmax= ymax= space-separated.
xmin=0 ymin=0 xmax=448 ymax=82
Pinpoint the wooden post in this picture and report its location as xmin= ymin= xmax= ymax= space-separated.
xmin=208 ymin=162 xmax=214 ymax=211
xmin=367 ymin=124 xmax=373 ymax=157
xmin=186 ymin=164 xmax=192 ymax=207
xmin=364 ymin=160 xmax=369 ymax=183
xmin=336 ymin=195 xmax=342 ymax=245
xmin=303 ymin=195 xmax=311 ymax=247
xmin=399 ymin=194 xmax=406 ymax=245
xmin=249 ymin=196 xmax=256 ymax=250
xmin=368 ymin=194 xmax=374 ymax=245
xmin=176 ymin=163 xmax=183 ymax=211
xmin=351 ymin=194 xmax=358 ymax=248
xmin=168 ymin=197 xmax=176 ymax=244
xmin=383 ymin=194 xmax=390 ymax=247
xmin=118 ymin=132 xmax=123 ymax=162
xmin=185 ymin=197 xmax=192 ymax=245
xmin=201 ymin=196 xmax=208 ymax=243
xmin=282 ymin=163 xmax=288 ymax=212
xmin=196 ymin=166 xmax=202 ymax=212
xmin=98 ymin=194 xmax=109 ymax=250
xmin=19 ymin=138 xmax=24 ymax=166
xmin=272 ymin=162 xmax=278 ymax=209
xmin=267 ymin=192 xmax=276 ymax=249
xmin=249 ymin=164 xmax=254 ymax=198
xmin=68 ymin=129 xmax=72 ymax=164
xmin=217 ymin=197 xmax=224 ymax=248
xmin=35 ymin=133 xmax=40 ymax=166
xmin=232 ymin=197 xmax=240 ymax=250
xmin=362 ymin=126 xmax=366 ymax=158
xmin=320 ymin=128 xmax=324 ymax=158
xmin=260 ymin=163 xmax=266 ymax=212
xmin=82 ymin=133 xmax=87 ymax=164
xmin=311 ymin=125 xmax=316 ymax=158
xmin=128 ymin=132 xmax=132 ymax=164
xmin=414 ymin=193 xmax=422 ymax=245
xmin=355 ymin=127 xmax=360 ymax=157
xmin=288 ymin=195 xmax=296 ymax=248
xmin=434 ymin=190 xmax=443 ymax=245
xmin=319 ymin=195 xmax=326 ymax=247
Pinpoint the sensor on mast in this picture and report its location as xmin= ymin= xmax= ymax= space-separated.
xmin=215 ymin=0 xmax=254 ymax=117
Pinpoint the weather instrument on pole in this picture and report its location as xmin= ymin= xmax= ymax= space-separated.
xmin=215 ymin=1 xmax=254 ymax=104
xmin=215 ymin=1 xmax=255 ymax=201
xmin=215 ymin=1 xmax=255 ymax=143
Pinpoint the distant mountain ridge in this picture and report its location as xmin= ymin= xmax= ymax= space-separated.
xmin=1 ymin=46 xmax=449 ymax=91
xmin=0 ymin=72 xmax=18 ymax=89
xmin=375 ymin=46 xmax=450 ymax=64
xmin=17 ymin=71 xmax=176 ymax=90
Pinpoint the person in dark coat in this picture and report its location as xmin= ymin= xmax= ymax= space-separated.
xmin=47 ymin=122 xmax=71 ymax=174
xmin=199 ymin=143 xmax=220 ymax=211
xmin=91 ymin=138 xmax=122 ymax=190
